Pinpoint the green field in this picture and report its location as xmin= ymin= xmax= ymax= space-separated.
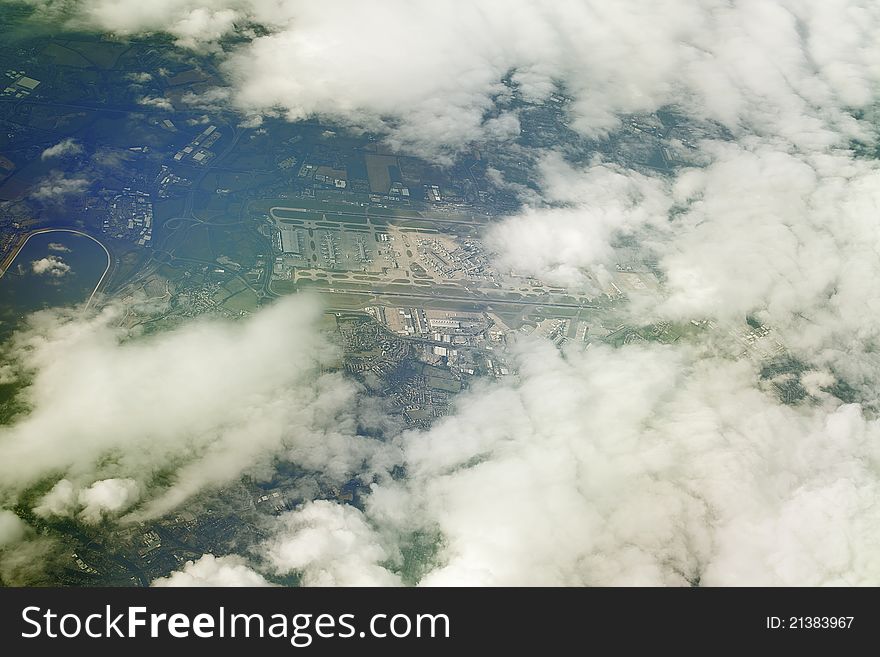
xmin=221 ymin=288 xmax=260 ymax=313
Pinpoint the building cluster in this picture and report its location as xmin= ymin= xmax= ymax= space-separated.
xmin=451 ymin=239 xmax=491 ymax=279
xmin=102 ymin=188 xmax=153 ymax=245
xmin=183 ymin=283 xmax=223 ymax=315
xmin=396 ymin=375 xmax=455 ymax=427
xmin=735 ymin=323 xmax=786 ymax=360
xmin=339 ymin=311 xmax=511 ymax=418
xmin=415 ymin=237 xmax=492 ymax=282
xmin=272 ymin=221 xmax=374 ymax=274
xmin=373 ymin=306 xmax=492 ymax=347
xmin=320 ymin=230 xmax=339 ymax=268
xmin=417 ymin=238 xmax=457 ymax=278
xmin=156 ymin=164 xmax=191 ymax=198
xmin=368 ymin=306 xmax=511 ymax=379
xmin=275 ymin=224 xmax=304 ymax=256
xmin=298 ymin=162 xmax=348 ymax=190
xmin=389 ymin=181 xmax=410 ymax=197
xmin=276 ymin=136 xmax=492 ymax=216
xmin=254 ymin=489 xmax=288 ymax=515
xmin=170 ymin=280 xmax=244 ymax=320
xmin=137 ymin=530 xmax=162 ymax=559
xmin=71 ymin=552 xmax=99 ymax=575
xmin=277 ymin=155 xmax=298 ymax=169
xmin=173 ymin=124 xmax=221 ymax=165
xmin=2 ymin=69 xmax=39 ymax=97
xmin=50 ymin=498 xmax=255 ymax=585
xmin=337 ymin=316 xmax=410 ymax=378
xmin=375 ymin=232 xmax=398 ymax=268
xmin=425 ymin=184 xmax=442 ymax=202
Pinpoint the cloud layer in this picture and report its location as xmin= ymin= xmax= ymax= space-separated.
xmin=154 ymin=335 xmax=880 ymax=586
xmin=152 ymin=554 xmax=274 ymax=586
xmin=372 ymin=342 xmax=880 ymax=585
xmin=15 ymin=0 xmax=880 ymax=155
xmin=225 ymin=340 xmax=877 ymax=587
xmin=4 ymin=0 xmax=880 ymax=587
xmin=0 ymin=296 xmax=389 ymax=521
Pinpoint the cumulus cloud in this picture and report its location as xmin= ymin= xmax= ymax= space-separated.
xmin=41 ymin=138 xmax=82 ymax=160
xmin=0 ymin=510 xmax=27 ymax=547
xmin=263 ymin=500 xmax=401 ymax=586
xmin=485 ymin=154 xmax=670 ymax=288
xmin=166 ymin=7 xmax=239 ymax=50
xmin=77 ymin=478 xmax=141 ymax=523
xmin=136 ymin=95 xmax=174 ymax=110
xmin=654 ymin=144 xmax=880 ymax=332
xmin=355 ymin=340 xmax=880 ymax=586
xmin=198 ymin=337 xmax=880 ymax=586
xmin=0 ymin=296 xmax=393 ymax=520
xmin=31 ymin=171 xmax=89 ymax=201
xmin=152 ymin=554 xmax=273 ymax=586
xmin=4 ymin=0 xmax=880 ymax=588
xmin=33 ymin=479 xmax=78 ymax=519
xmin=484 ymin=138 xmax=880 ymax=384
xmin=30 ymin=255 xmax=71 ymax=277
xmin=0 ymin=365 xmax=15 ymax=386
xmin=14 ymin=0 xmax=880 ymax=156
xmin=463 ymin=135 xmax=880 ymax=586
xmin=34 ymin=478 xmax=140 ymax=522
xmin=0 ymin=511 xmax=51 ymax=586
xmin=47 ymin=242 xmax=71 ymax=253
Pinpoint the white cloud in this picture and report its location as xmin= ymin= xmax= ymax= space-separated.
xmin=485 ymin=140 xmax=880 ymax=390
xmin=485 ymin=154 xmax=671 ymax=288
xmin=356 ymin=340 xmax=880 ymax=585
xmin=167 ymin=7 xmax=239 ymax=50
xmin=41 ymin=138 xmax=82 ymax=160
xmin=217 ymin=0 xmax=880 ymax=155
xmin=31 ymin=256 xmax=71 ymax=277
xmin=152 ymin=554 xmax=273 ymax=586
xmin=35 ymin=478 xmax=141 ymax=523
xmin=0 ymin=296 xmax=392 ymax=519
xmin=263 ymin=500 xmax=401 ymax=586
xmin=15 ymin=0 xmax=880 ymax=156
xmin=0 ymin=365 xmax=15 ymax=386
xmin=77 ymin=478 xmax=141 ymax=523
xmin=31 ymin=171 xmax=89 ymax=201
xmin=180 ymin=335 xmax=880 ymax=587
xmin=136 ymin=95 xmax=173 ymax=110
xmin=33 ymin=479 xmax=78 ymax=519
xmin=654 ymin=144 xmax=880 ymax=344
xmin=5 ymin=0 xmax=880 ymax=588
xmin=0 ymin=510 xmax=27 ymax=547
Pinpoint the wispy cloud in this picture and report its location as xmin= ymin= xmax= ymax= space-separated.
xmin=41 ymin=138 xmax=82 ymax=160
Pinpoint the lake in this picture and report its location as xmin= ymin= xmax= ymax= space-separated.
xmin=0 ymin=230 xmax=110 ymax=335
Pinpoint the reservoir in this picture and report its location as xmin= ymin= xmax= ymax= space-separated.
xmin=0 ymin=230 xmax=110 ymax=334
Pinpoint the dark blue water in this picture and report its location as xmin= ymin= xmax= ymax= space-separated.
xmin=0 ymin=230 xmax=109 ymax=334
